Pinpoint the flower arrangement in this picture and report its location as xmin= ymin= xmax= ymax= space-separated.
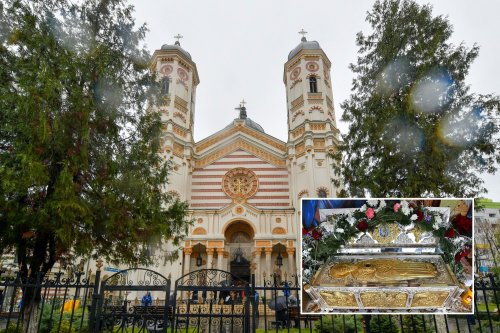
xmin=302 ymin=200 xmax=472 ymax=284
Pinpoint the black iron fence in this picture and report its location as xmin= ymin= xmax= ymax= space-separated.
xmin=0 ymin=268 xmax=498 ymax=332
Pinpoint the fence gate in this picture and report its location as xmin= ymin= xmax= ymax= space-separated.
xmin=172 ymin=269 xmax=252 ymax=333
xmin=93 ymin=268 xmax=171 ymax=332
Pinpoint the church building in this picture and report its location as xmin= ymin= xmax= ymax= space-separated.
xmin=150 ymin=34 xmax=340 ymax=286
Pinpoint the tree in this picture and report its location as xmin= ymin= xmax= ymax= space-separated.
xmin=334 ymin=0 xmax=500 ymax=198
xmin=0 ymin=0 xmax=189 ymax=329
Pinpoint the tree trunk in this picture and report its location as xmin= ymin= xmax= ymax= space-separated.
xmin=22 ymin=299 xmax=40 ymax=333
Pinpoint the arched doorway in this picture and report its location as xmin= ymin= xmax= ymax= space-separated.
xmin=224 ymin=220 xmax=254 ymax=282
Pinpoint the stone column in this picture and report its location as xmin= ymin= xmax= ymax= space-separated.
xmin=287 ymin=248 xmax=295 ymax=277
xmin=264 ymin=247 xmax=273 ymax=299
xmin=182 ymin=248 xmax=192 ymax=299
xmin=216 ymin=248 xmax=224 ymax=271
xmin=253 ymin=248 xmax=262 ymax=286
xmin=206 ymin=248 xmax=215 ymax=269
xmin=183 ymin=248 xmax=192 ymax=275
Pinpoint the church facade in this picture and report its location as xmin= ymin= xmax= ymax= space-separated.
xmin=150 ymin=36 xmax=340 ymax=286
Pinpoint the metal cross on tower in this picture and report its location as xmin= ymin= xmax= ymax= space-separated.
xmin=235 ymin=99 xmax=247 ymax=119
xmin=299 ymin=28 xmax=308 ymax=41
xmin=174 ymin=33 xmax=183 ymax=45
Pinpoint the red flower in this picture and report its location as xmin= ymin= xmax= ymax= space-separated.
xmin=444 ymin=228 xmax=456 ymax=238
xmin=357 ymin=220 xmax=369 ymax=232
xmin=452 ymin=215 xmax=472 ymax=236
xmin=454 ymin=248 xmax=471 ymax=263
xmin=302 ymin=228 xmax=309 ymax=235
xmin=311 ymin=229 xmax=322 ymax=240
xmin=366 ymin=208 xmax=375 ymax=219
xmin=416 ymin=211 xmax=424 ymax=222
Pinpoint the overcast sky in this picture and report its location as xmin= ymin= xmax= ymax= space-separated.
xmin=133 ymin=0 xmax=500 ymax=201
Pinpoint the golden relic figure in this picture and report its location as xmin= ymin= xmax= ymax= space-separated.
xmin=329 ymin=259 xmax=438 ymax=282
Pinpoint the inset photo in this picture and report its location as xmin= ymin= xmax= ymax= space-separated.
xmin=301 ymin=199 xmax=473 ymax=314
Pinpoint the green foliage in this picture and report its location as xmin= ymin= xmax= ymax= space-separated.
xmin=371 ymin=315 xmax=399 ymax=333
xmin=38 ymin=305 xmax=88 ymax=333
xmin=0 ymin=0 xmax=190 ymax=275
xmin=334 ymin=0 xmax=500 ymax=198
xmin=313 ymin=315 xmax=359 ymax=333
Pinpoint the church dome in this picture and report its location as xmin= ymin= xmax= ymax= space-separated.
xmin=160 ymin=42 xmax=192 ymax=60
xmin=288 ymin=37 xmax=322 ymax=60
xmin=225 ymin=105 xmax=265 ymax=133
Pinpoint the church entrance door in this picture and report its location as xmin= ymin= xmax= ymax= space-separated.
xmin=230 ymin=247 xmax=251 ymax=282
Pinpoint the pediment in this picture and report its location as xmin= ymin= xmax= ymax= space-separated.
xmin=194 ymin=136 xmax=286 ymax=168
xmin=195 ymin=123 xmax=286 ymax=154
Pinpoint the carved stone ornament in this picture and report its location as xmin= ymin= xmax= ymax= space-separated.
xmin=222 ymin=168 xmax=259 ymax=199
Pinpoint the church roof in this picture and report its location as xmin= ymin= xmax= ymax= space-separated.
xmin=225 ymin=105 xmax=265 ymax=133
xmin=160 ymin=42 xmax=192 ymax=60
xmin=288 ymin=37 xmax=322 ymax=60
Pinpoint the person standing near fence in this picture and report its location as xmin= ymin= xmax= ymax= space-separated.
xmin=141 ymin=291 xmax=152 ymax=306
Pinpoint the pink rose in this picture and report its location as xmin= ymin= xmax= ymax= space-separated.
xmin=366 ymin=207 xmax=375 ymax=219
xmin=393 ymin=203 xmax=401 ymax=212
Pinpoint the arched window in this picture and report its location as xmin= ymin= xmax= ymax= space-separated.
xmin=309 ymin=76 xmax=318 ymax=93
xmin=161 ymin=77 xmax=170 ymax=95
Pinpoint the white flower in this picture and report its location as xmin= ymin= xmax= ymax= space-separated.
xmin=432 ymin=223 xmax=440 ymax=230
xmin=336 ymin=228 xmax=345 ymax=233
xmin=435 ymin=215 xmax=443 ymax=225
xmin=360 ymin=204 xmax=367 ymax=211
xmin=400 ymin=201 xmax=411 ymax=215
xmin=410 ymin=214 xmax=418 ymax=221
xmin=322 ymin=222 xmax=335 ymax=233
xmin=375 ymin=200 xmax=387 ymax=212
xmin=347 ymin=216 xmax=357 ymax=226
xmin=367 ymin=200 xmax=379 ymax=207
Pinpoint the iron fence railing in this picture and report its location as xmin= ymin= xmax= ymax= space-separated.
xmin=0 ymin=268 xmax=498 ymax=332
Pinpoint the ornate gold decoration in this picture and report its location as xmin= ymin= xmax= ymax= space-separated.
xmin=275 ymin=217 xmax=282 ymax=223
xmin=370 ymin=223 xmax=401 ymax=244
xmin=222 ymin=168 xmax=259 ymax=199
xmin=192 ymin=227 xmax=207 ymax=235
xmin=235 ymin=206 xmax=244 ymax=214
xmin=360 ymin=292 xmax=407 ymax=308
xmin=329 ymin=259 xmax=438 ymax=282
xmin=195 ymin=139 xmax=286 ymax=167
xmin=320 ymin=291 xmax=357 ymax=307
xmin=411 ymin=292 xmax=449 ymax=307
xmin=272 ymin=227 xmax=286 ymax=235
xmin=197 ymin=218 xmax=203 ymax=224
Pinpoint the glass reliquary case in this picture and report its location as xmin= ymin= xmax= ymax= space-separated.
xmin=303 ymin=206 xmax=468 ymax=313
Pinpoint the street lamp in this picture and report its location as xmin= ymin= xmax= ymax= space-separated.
xmin=275 ymin=250 xmax=283 ymax=268
xmin=196 ymin=244 xmax=203 ymax=267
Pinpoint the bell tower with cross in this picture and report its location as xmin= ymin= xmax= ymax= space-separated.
xmin=284 ymin=30 xmax=341 ymax=201
xmin=151 ymin=34 xmax=200 ymax=201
